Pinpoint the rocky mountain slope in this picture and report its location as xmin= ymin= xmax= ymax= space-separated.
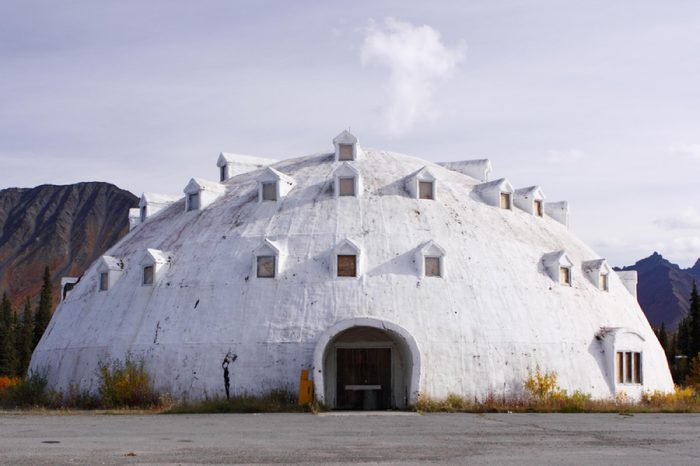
xmin=619 ymin=253 xmax=700 ymax=329
xmin=0 ymin=183 xmax=138 ymax=308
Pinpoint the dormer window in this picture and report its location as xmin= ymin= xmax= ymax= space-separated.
xmin=142 ymin=266 xmax=155 ymax=285
xmin=139 ymin=248 xmax=169 ymax=287
xmin=333 ymin=163 xmax=362 ymax=198
xmin=139 ymin=192 xmax=182 ymax=223
xmin=252 ymin=239 xmax=283 ymax=279
xmin=99 ymin=272 xmax=109 ymax=291
xmin=183 ymin=178 xmax=226 ymax=212
xmin=407 ymin=167 xmax=437 ymax=200
xmin=96 ymin=255 xmax=124 ymax=292
xmin=332 ymin=239 xmax=361 ymax=278
xmin=500 ymin=192 xmax=511 ymax=209
xmin=140 ymin=205 xmax=147 ymax=222
xmin=262 ymin=182 xmax=277 ymax=201
xmin=257 ymin=167 xmax=295 ymax=203
xmin=332 ymin=130 xmax=362 ymax=162
xmin=219 ymin=165 xmax=227 ymax=182
xmin=514 ymin=186 xmax=546 ymax=217
xmin=474 ymin=178 xmax=514 ymax=209
xmin=416 ymin=240 xmax=446 ymax=278
xmin=582 ymin=259 xmax=611 ymax=292
xmin=338 ymin=144 xmax=354 ymax=161
xmin=187 ymin=192 xmax=200 ymax=211
xmin=542 ymin=250 xmax=574 ymax=287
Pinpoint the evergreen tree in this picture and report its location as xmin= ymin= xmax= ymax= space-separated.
xmin=657 ymin=322 xmax=669 ymax=359
xmin=33 ymin=266 xmax=53 ymax=347
xmin=16 ymin=298 xmax=34 ymax=375
xmin=689 ymin=282 xmax=700 ymax=360
xmin=0 ymin=292 xmax=18 ymax=376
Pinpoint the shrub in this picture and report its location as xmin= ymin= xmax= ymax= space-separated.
xmin=524 ymin=366 xmax=562 ymax=402
xmin=98 ymin=355 xmax=160 ymax=408
xmin=166 ymin=389 xmax=303 ymax=414
xmin=1 ymin=372 xmax=49 ymax=408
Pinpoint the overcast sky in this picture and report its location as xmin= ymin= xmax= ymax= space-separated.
xmin=2 ymin=0 xmax=699 ymax=267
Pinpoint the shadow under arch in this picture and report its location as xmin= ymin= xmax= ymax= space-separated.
xmin=312 ymin=317 xmax=421 ymax=409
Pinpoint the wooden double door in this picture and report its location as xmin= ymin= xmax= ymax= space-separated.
xmin=336 ymin=348 xmax=392 ymax=410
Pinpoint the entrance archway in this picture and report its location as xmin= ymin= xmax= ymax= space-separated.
xmin=312 ymin=318 xmax=421 ymax=409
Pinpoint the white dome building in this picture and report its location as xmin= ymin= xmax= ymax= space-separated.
xmin=32 ymin=131 xmax=673 ymax=409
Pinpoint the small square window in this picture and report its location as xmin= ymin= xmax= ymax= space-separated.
xmin=187 ymin=192 xmax=200 ymax=211
xmin=262 ymin=182 xmax=277 ymax=201
xmin=500 ymin=192 xmax=511 ymax=209
xmin=338 ymin=177 xmax=355 ymax=196
xmin=599 ymin=273 xmax=609 ymax=291
xmin=425 ymin=257 xmax=441 ymax=277
xmin=559 ymin=266 xmax=571 ymax=285
xmin=534 ymin=200 xmax=543 ymax=217
xmin=143 ymin=266 xmax=155 ymax=285
xmin=337 ymin=255 xmax=357 ymax=277
xmin=419 ymin=181 xmax=434 ymax=200
xmin=338 ymin=144 xmax=354 ymax=161
xmin=99 ymin=272 xmax=109 ymax=291
xmin=257 ymin=255 xmax=276 ymax=278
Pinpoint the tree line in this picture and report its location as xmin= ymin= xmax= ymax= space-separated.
xmin=0 ymin=266 xmax=53 ymax=377
xmin=655 ymin=281 xmax=700 ymax=384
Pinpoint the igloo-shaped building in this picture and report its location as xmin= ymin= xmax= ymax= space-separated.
xmin=32 ymin=132 xmax=673 ymax=409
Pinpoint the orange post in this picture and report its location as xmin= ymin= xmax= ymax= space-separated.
xmin=298 ymin=369 xmax=313 ymax=405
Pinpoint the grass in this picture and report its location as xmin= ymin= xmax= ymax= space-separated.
xmin=164 ymin=390 xmax=314 ymax=414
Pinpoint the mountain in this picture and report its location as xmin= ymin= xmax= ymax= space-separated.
xmin=618 ymin=252 xmax=700 ymax=329
xmin=0 ymin=182 xmax=138 ymax=308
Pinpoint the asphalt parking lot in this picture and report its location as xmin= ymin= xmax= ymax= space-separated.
xmin=1 ymin=412 xmax=699 ymax=465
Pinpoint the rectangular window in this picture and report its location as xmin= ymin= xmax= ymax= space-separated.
xmin=617 ymin=352 xmax=624 ymax=384
xmin=220 ymin=166 xmax=227 ymax=182
xmin=500 ymin=192 xmax=511 ymax=209
xmin=338 ymin=144 xmax=354 ymax=161
xmin=187 ymin=192 xmax=200 ymax=211
xmin=599 ymin=273 xmax=609 ymax=291
xmin=617 ymin=351 xmax=642 ymax=384
xmin=256 ymin=255 xmax=276 ymax=278
xmin=140 ymin=206 xmax=147 ymax=222
xmin=425 ymin=257 xmax=441 ymax=277
xmin=337 ymin=255 xmax=357 ymax=277
xmin=338 ymin=177 xmax=355 ymax=196
xmin=419 ymin=181 xmax=434 ymax=200
xmin=559 ymin=266 xmax=571 ymax=285
xmin=534 ymin=200 xmax=543 ymax=217
xmin=99 ymin=272 xmax=109 ymax=291
xmin=262 ymin=182 xmax=277 ymax=201
xmin=143 ymin=266 xmax=155 ymax=285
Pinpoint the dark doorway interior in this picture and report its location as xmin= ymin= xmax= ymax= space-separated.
xmin=336 ymin=348 xmax=391 ymax=410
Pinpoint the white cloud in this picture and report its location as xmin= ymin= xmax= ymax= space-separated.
xmin=660 ymin=236 xmax=700 ymax=263
xmin=361 ymin=18 xmax=464 ymax=135
xmin=668 ymin=144 xmax=700 ymax=160
xmin=545 ymin=149 xmax=586 ymax=163
xmin=655 ymin=208 xmax=700 ymax=230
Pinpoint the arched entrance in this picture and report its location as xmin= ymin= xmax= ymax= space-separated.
xmin=313 ymin=318 xmax=421 ymax=410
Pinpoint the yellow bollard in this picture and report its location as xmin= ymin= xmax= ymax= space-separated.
xmin=298 ymin=369 xmax=313 ymax=405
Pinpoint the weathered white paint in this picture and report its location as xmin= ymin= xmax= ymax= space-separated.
xmin=257 ymin=167 xmax=295 ymax=202
xmin=128 ymin=208 xmax=141 ymax=231
xmin=139 ymin=192 xmax=182 ymax=223
xmin=439 ymin=159 xmax=492 ymax=182
xmin=183 ymin=178 xmax=225 ymax=211
xmin=406 ymin=167 xmax=437 ymax=200
xmin=617 ymin=270 xmax=639 ymax=298
xmin=217 ymin=153 xmax=277 ymax=181
xmin=60 ymin=277 xmax=79 ymax=301
xmin=474 ymin=178 xmax=514 ymax=208
xmin=96 ymin=256 xmax=124 ymax=291
xmin=582 ymin=259 xmax=611 ymax=290
xmin=545 ymin=201 xmax=570 ymax=228
xmin=30 ymin=140 xmax=673 ymax=403
xmin=513 ymin=186 xmax=545 ymax=216
xmin=333 ymin=130 xmax=363 ymax=161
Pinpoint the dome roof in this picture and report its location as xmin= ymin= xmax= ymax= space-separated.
xmin=32 ymin=133 xmax=673 ymax=406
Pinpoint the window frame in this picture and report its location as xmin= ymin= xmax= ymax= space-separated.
xmin=500 ymin=192 xmax=512 ymax=210
xmin=419 ymin=181 xmax=434 ymax=200
xmin=336 ymin=254 xmax=357 ymax=277
xmin=559 ymin=266 xmax=571 ymax=286
xmin=261 ymin=181 xmax=278 ymax=202
xmin=338 ymin=177 xmax=356 ymax=197
xmin=220 ymin=165 xmax=227 ymax=182
xmin=616 ymin=351 xmax=642 ymax=385
xmin=256 ymin=255 xmax=276 ymax=278
xmin=99 ymin=272 xmax=109 ymax=291
xmin=534 ymin=199 xmax=543 ymax=217
xmin=338 ymin=143 xmax=354 ymax=161
xmin=599 ymin=273 xmax=609 ymax=291
xmin=142 ymin=265 xmax=155 ymax=286
xmin=424 ymin=256 xmax=442 ymax=277
xmin=187 ymin=192 xmax=200 ymax=211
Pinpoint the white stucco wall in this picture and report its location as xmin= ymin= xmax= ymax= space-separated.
xmin=31 ymin=147 xmax=674 ymax=403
